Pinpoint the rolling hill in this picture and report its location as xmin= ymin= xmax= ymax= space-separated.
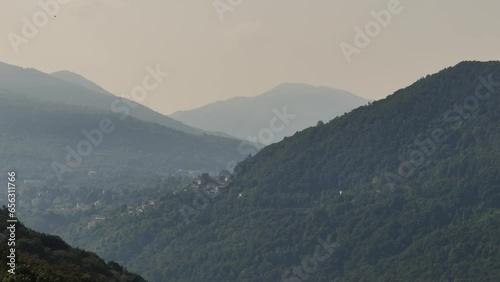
xmin=171 ymin=83 xmax=369 ymax=143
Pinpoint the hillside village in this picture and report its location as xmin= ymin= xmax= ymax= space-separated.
xmin=17 ymin=170 xmax=233 ymax=230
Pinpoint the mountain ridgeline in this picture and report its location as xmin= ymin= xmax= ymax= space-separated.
xmin=172 ymin=83 xmax=369 ymax=143
xmin=49 ymin=61 xmax=500 ymax=281
xmin=0 ymin=62 xmax=217 ymax=136
xmin=51 ymin=70 xmax=114 ymax=96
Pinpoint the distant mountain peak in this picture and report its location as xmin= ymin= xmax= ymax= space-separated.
xmin=263 ymin=82 xmax=358 ymax=98
xmin=171 ymin=83 xmax=369 ymax=143
xmin=264 ymin=82 xmax=317 ymax=94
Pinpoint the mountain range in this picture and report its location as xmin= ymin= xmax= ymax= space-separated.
xmin=0 ymin=62 xmax=210 ymax=136
xmin=40 ymin=61 xmax=500 ymax=281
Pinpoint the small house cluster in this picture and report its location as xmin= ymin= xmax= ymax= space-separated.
xmin=191 ymin=170 xmax=231 ymax=195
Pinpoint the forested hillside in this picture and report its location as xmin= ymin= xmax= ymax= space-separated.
xmin=0 ymin=91 xmax=247 ymax=185
xmin=51 ymin=61 xmax=500 ymax=281
xmin=0 ymin=207 xmax=145 ymax=282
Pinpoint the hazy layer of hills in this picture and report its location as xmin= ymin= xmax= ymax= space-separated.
xmin=0 ymin=207 xmax=145 ymax=281
xmin=0 ymin=90 xmax=247 ymax=185
xmin=0 ymin=62 xmax=210 ymax=136
xmin=45 ymin=61 xmax=500 ymax=281
xmin=171 ymin=83 xmax=369 ymax=143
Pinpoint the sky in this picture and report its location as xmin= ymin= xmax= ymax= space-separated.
xmin=1 ymin=0 xmax=500 ymax=114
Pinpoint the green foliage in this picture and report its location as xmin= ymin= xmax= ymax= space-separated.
xmin=0 ymin=207 xmax=146 ymax=282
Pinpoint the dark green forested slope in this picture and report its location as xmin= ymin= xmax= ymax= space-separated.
xmin=0 ymin=207 xmax=146 ymax=282
xmin=54 ymin=61 xmax=500 ymax=282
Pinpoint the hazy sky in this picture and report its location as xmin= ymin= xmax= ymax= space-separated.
xmin=1 ymin=0 xmax=499 ymax=114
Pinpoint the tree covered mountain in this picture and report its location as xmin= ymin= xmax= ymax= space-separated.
xmin=0 ymin=207 xmax=145 ymax=282
xmin=0 ymin=61 xmax=216 ymax=136
xmin=0 ymin=90 xmax=248 ymax=185
xmin=171 ymin=83 xmax=369 ymax=143
xmin=49 ymin=61 xmax=500 ymax=281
